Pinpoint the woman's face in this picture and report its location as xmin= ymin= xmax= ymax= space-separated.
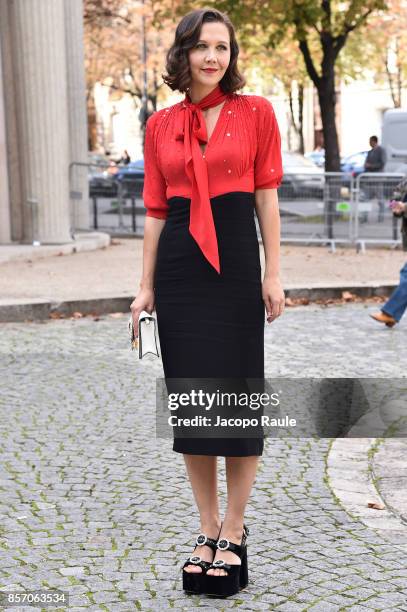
xmin=188 ymin=21 xmax=231 ymax=89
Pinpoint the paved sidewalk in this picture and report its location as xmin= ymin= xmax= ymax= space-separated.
xmin=1 ymin=239 xmax=406 ymax=321
xmin=0 ymin=233 xmax=110 ymax=265
xmin=0 ymin=239 xmax=405 ymax=301
xmin=0 ymin=303 xmax=406 ymax=611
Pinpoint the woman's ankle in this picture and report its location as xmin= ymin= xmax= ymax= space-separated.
xmin=200 ymin=517 xmax=221 ymax=536
xmin=220 ymin=517 xmax=245 ymax=540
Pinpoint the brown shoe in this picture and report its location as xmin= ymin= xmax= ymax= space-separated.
xmin=369 ymin=311 xmax=397 ymax=327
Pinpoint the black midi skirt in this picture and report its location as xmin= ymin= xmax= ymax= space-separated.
xmin=154 ymin=191 xmax=265 ymax=456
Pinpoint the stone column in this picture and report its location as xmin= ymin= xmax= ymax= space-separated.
xmin=9 ymin=0 xmax=72 ymax=243
xmin=0 ymin=33 xmax=12 ymax=243
xmin=64 ymin=0 xmax=90 ymax=230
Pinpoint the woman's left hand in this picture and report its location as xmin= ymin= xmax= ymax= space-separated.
xmin=262 ymin=276 xmax=285 ymax=323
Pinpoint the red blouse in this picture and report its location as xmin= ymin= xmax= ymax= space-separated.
xmin=142 ymin=93 xmax=283 ymax=220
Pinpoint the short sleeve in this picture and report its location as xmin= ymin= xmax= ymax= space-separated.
xmin=142 ymin=113 xmax=169 ymax=219
xmin=253 ymin=97 xmax=283 ymax=189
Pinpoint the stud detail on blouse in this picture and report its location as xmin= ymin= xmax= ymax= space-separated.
xmin=143 ymin=96 xmax=283 ymax=238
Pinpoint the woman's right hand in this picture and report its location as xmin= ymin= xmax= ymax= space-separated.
xmin=392 ymin=201 xmax=407 ymax=215
xmin=130 ymin=287 xmax=155 ymax=337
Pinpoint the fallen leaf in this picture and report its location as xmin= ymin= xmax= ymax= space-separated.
xmin=285 ymin=297 xmax=295 ymax=307
xmin=342 ymin=291 xmax=355 ymax=301
xmin=109 ymin=312 xmax=125 ymax=318
xmin=367 ymin=501 xmax=385 ymax=510
xmin=72 ymin=311 xmax=83 ymax=318
xmin=49 ymin=312 xmax=63 ymax=319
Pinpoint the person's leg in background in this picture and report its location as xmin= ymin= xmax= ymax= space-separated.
xmin=370 ymin=262 xmax=407 ymax=326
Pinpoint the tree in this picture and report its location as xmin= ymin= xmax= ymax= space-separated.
xmin=84 ymin=0 xmax=131 ymax=25
xmin=83 ymin=0 xmax=174 ymax=147
xmin=258 ymin=30 xmax=310 ymax=154
xmin=343 ymin=0 xmax=407 ymax=107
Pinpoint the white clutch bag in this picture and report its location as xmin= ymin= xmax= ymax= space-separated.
xmin=128 ymin=310 xmax=160 ymax=359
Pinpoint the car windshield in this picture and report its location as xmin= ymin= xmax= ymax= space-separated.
xmin=343 ymin=152 xmax=367 ymax=165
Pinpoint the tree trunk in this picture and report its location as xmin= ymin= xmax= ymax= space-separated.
xmin=288 ymin=82 xmax=305 ymax=154
xmin=298 ymin=83 xmax=304 ymax=154
xmin=317 ymin=72 xmax=340 ymax=171
xmin=87 ymin=95 xmax=98 ymax=151
xmin=299 ymin=38 xmax=341 ymax=170
xmin=317 ymin=55 xmax=341 ymax=239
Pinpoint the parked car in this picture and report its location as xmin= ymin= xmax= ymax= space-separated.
xmin=88 ymin=152 xmax=110 ymax=167
xmin=88 ymin=165 xmax=118 ymax=197
xmin=340 ymin=151 xmax=368 ymax=176
xmin=114 ymin=160 xmax=145 ymax=197
xmin=279 ymin=152 xmax=324 ymax=199
xmin=115 ymin=159 xmax=144 ymax=180
xmin=87 ymin=153 xmax=118 ymax=197
xmin=340 ymin=149 xmax=404 ymax=201
xmin=305 ymin=149 xmax=325 ymax=168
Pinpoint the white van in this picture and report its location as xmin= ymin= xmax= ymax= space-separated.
xmin=382 ymin=108 xmax=407 ymax=173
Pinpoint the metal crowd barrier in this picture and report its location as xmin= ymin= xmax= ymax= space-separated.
xmin=277 ymin=171 xmax=353 ymax=252
xmin=69 ymin=161 xmax=145 ymax=235
xmin=354 ymin=172 xmax=405 ymax=252
xmin=69 ymin=161 xmax=406 ymax=249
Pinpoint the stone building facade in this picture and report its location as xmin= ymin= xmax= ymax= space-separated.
xmin=0 ymin=0 xmax=88 ymax=245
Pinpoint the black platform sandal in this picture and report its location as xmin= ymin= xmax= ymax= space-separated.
xmin=204 ymin=524 xmax=249 ymax=598
xmin=182 ymin=532 xmax=219 ymax=594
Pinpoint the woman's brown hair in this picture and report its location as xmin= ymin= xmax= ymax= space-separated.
xmin=162 ymin=8 xmax=246 ymax=94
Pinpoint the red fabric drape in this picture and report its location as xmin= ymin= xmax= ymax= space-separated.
xmin=175 ymin=84 xmax=228 ymax=273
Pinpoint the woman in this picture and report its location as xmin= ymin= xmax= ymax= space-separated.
xmin=130 ymin=8 xmax=284 ymax=598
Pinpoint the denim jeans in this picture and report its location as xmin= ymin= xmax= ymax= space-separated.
xmin=382 ymin=262 xmax=407 ymax=321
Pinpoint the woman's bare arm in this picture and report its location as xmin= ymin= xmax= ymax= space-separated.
xmin=130 ymin=216 xmax=166 ymax=333
xmin=139 ymin=216 xmax=166 ymax=290
xmin=254 ymin=188 xmax=285 ymax=323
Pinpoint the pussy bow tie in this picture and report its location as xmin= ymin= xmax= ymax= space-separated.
xmin=175 ymin=84 xmax=229 ymax=274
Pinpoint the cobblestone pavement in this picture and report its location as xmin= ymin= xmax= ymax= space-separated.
xmin=0 ymin=303 xmax=407 ymax=611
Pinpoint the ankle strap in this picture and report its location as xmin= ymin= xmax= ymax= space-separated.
xmin=196 ymin=533 xmax=218 ymax=551
xmin=217 ymin=538 xmax=242 ymax=556
xmin=216 ymin=524 xmax=249 ymax=556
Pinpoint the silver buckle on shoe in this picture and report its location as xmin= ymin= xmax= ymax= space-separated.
xmin=217 ymin=538 xmax=230 ymax=551
xmin=196 ymin=533 xmax=207 ymax=546
xmin=212 ymin=559 xmax=226 ymax=567
xmin=188 ymin=555 xmax=202 ymax=564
